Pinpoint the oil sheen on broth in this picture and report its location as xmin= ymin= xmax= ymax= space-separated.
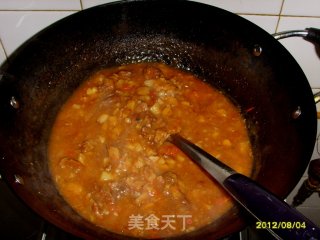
xmin=49 ymin=63 xmax=253 ymax=238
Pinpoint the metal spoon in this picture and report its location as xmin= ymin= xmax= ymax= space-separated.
xmin=169 ymin=134 xmax=320 ymax=240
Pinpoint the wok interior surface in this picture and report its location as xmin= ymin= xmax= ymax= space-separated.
xmin=0 ymin=0 xmax=316 ymax=239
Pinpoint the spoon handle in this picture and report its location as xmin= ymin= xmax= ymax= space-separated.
xmin=224 ymin=173 xmax=320 ymax=240
xmin=169 ymin=134 xmax=320 ymax=240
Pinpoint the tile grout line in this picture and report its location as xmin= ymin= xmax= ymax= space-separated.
xmin=275 ymin=0 xmax=285 ymax=33
xmin=277 ymin=14 xmax=320 ymax=18
xmin=237 ymin=13 xmax=320 ymax=18
xmin=79 ymin=0 xmax=84 ymax=10
xmin=0 ymin=38 xmax=8 ymax=59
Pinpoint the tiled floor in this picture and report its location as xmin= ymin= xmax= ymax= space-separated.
xmin=0 ymin=0 xmax=319 ymax=232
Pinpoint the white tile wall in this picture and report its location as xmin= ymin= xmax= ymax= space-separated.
xmin=282 ymin=0 xmax=320 ymax=17
xmin=0 ymin=0 xmax=81 ymax=10
xmin=81 ymin=0 xmax=115 ymax=9
xmin=277 ymin=17 xmax=320 ymax=88
xmin=0 ymin=11 xmax=75 ymax=55
xmin=194 ymin=0 xmax=283 ymax=15
xmin=0 ymin=0 xmax=319 ymax=231
xmin=240 ymin=15 xmax=279 ymax=33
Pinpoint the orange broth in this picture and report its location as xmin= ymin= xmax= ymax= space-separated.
xmin=49 ymin=63 xmax=253 ymax=238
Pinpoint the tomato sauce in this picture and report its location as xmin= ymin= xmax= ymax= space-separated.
xmin=49 ymin=63 xmax=253 ymax=238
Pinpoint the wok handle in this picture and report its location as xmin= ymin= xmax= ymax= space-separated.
xmin=304 ymin=28 xmax=320 ymax=45
xmin=223 ymin=173 xmax=320 ymax=240
xmin=273 ymin=28 xmax=320 ymax=109
xmin=272 ymin=28 xmax=320 ymax=45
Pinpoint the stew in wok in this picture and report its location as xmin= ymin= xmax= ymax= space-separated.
xmin=49 ymin=63 xmax=253 ymax=238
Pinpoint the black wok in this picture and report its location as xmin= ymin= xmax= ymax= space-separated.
xmin=0 ymin=0 xmax=318 ymax=239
